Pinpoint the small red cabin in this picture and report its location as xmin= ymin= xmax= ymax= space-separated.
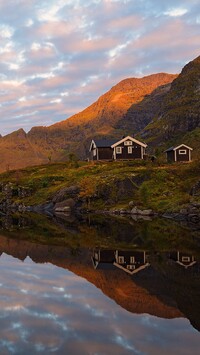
xmin=165 ymin=144 xmax=193 ymax=163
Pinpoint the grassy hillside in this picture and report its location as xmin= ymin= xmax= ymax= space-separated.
xmin=0 ymin=159 xmax=200 ymax=213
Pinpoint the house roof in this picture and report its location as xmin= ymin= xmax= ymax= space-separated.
xmin=111 ymin=135 xmax=147 ymax=148
xmin=95 ymin=138 xmax=117 ymax=147
xmin=89 ymin=138 xmax=117 ymax=151
xmin=165 ymin=144 xmax=193 ymax=152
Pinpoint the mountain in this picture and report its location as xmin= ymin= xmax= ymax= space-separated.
xmin=141 ymin=55 xmax=200 ymax=153
xmin=0 ymin=54 xmax=200 ymax=172
xmin=0 ymin=73 xmax=176 ymax=172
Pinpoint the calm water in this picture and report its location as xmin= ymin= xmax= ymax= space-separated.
xmin=0 ymin=213 xmax=200 ymax=354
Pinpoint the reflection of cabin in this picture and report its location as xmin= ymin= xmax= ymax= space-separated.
xmin=169 ymin=251 xmax=196 ymax=269
xmin=165 ymin=144 xmax=193 ymax=163
xmin=89 ymin=136 xmax=147 ymax=161
xmin=91 ymin=249 xmax=115 ymax=270
xmin=114 ymin=250 xmax=150 ymax=275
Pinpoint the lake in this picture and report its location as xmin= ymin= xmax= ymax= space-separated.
xmin=0 ymin=212 xmax=200 ymax=354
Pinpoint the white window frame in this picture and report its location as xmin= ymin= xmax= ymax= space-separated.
xmin=128 ymin=147 xmax=132 ymax=154
xmin=118 ymin=256 xmax=124 ymax=264
xmin=127 ymin=265 xmax=135 ymax=270
xmin=179 ymin=149 xmax=187 ymax=155
xmin=130 ymin=256 xmax=135 ymax=264
xmin=116 ymin=147 xmax=122 ymax=154
xmin=182 ymin=256 xmax=190 ymax=262
xmin=124 ymin=141 xmax=132 ymax=146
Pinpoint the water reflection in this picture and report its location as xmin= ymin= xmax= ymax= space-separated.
xmin=0 ymin=213 xmax=200 ymax=353
xmin=1 ymin=254 xmax=200 ymax=355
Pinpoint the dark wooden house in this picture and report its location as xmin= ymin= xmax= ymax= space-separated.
xmin=114 ymin=250 xmax=150 ymax=275
xmin=89 ymin=136 xmax=147 ymax=161
xmin=165 ymin=144 xmax=193 ymax=163
xmin=89 ymin=138 xmax=116 ymax=161
xmin=111 ymin=136 xmax=147 ymax=160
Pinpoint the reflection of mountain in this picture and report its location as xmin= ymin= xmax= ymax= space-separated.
xmin=0 ymin=235 xmax=185 ymax=321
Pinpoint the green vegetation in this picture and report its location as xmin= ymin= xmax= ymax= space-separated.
xmin=0 ymin=159 xmax=200 ymax=213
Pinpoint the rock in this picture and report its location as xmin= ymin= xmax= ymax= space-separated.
xmin=179 ymin=209 xmax=188 ymax=214
xmin=54 ymin=198 xmax=75 ymax=211
xmin=55 ymin=206 xmax=71 ymax=213
xmin=120 ymin=209 xmax=128 ymax=215
xmin=139 ymin=209 xmax=154 ymax=216
xmin=131 ymin=206 xmax=154 ymax=216
xmin=191 ymin=203 xmax=200 ymax=208
xmin=129 ymin=201 xmax=134 ymax=208
xmin=187 ymin=214 xmax=200 ymax=223
xmin=52 ymin=186 xmax=80 ymax=203
xmin=131 ymin=206 xmax=138 ymax=214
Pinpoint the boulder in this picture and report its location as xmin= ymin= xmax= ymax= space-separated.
xmin=131 ymin=206 xmax=138 ymax=214
xmin=139 ymin=209 xmax=154 ymax=216
xmin=52 ymin=186 xmax=79 ymax=203
xmin=54 ymin=198 xmax=75 ymax=210
xmin=131 ymin=206 xmax=154 ymax=216
xmin=55 ymin=206 xmax=71 ymax=213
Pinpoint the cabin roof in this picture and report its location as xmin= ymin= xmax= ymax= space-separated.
xmin=95 ymin=138 xmax=117 ymax=147
xmin=165 ymin=144 xmax=193 ymax=152
xmin=111 ymin=135 xmax=147 ymax=148
xmin=89 ymin=138 xmax=117 ymax=151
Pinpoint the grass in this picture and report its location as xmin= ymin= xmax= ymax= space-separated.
xmin=0 ymin=159 xmax=200 ymax=213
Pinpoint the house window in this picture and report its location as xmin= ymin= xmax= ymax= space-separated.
xmin=179 ymin=149 xmax=187 ymax=154
xmin=116 ymin=147 xmax=122 ymax=154
xmin=128 ymin=147 xmax=132 ymax=154
xmin=127 ymin=265 xmax=135 ymax=270
xmin=93 ymin=149 xmax=97 ymax=156
xmin=124 ymin=141 xmax=132 ymax=146
xmin=130 ymin=256 xmax=135 ymax=264
xmin=182 ymin=256 xmax=190 ymax=262
xmin=118 ymin=256 xmax=124 ymax=264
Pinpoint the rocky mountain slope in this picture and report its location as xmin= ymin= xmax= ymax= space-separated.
xmin=0 ymin=73 xmax=176 ymax=172
xmin=142 ymin=55 xmax=200 ymax=153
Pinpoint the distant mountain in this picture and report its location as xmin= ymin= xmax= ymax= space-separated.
xmin=2 ymin=54 xmax=200 ymax=172
xmin=0 ymin=73 xmax=176 ymax=172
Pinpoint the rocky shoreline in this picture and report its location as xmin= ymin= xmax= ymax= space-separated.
xmin=1 ymin=183 xmax=200 ymax=228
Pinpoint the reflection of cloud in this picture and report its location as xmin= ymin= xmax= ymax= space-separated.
xmin=0 ymin=253 xmax=199 ymax=354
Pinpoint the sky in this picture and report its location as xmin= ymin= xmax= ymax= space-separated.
xmin=0 ymin=0 xmax=199 ymax=136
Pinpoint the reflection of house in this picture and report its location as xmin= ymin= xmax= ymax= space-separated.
xmin=114 ymin=250 xmax=150 ymax=275
xmin=165 ymin=144 xmax=193 ymax=163
xmin=89 ymin=136 xmax=147 ymax=161
xmin=91 ymin=249 xmax=115 ymax=270
xmin=169 ymin=251 xmax=196 ymax=269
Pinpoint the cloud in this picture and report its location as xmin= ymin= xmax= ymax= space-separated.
xmin=0 ymin=0 xmax=199 ymax=135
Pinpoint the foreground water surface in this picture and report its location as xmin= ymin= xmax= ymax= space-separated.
xmin=0 ymin=213 xmax=200 ymax=354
